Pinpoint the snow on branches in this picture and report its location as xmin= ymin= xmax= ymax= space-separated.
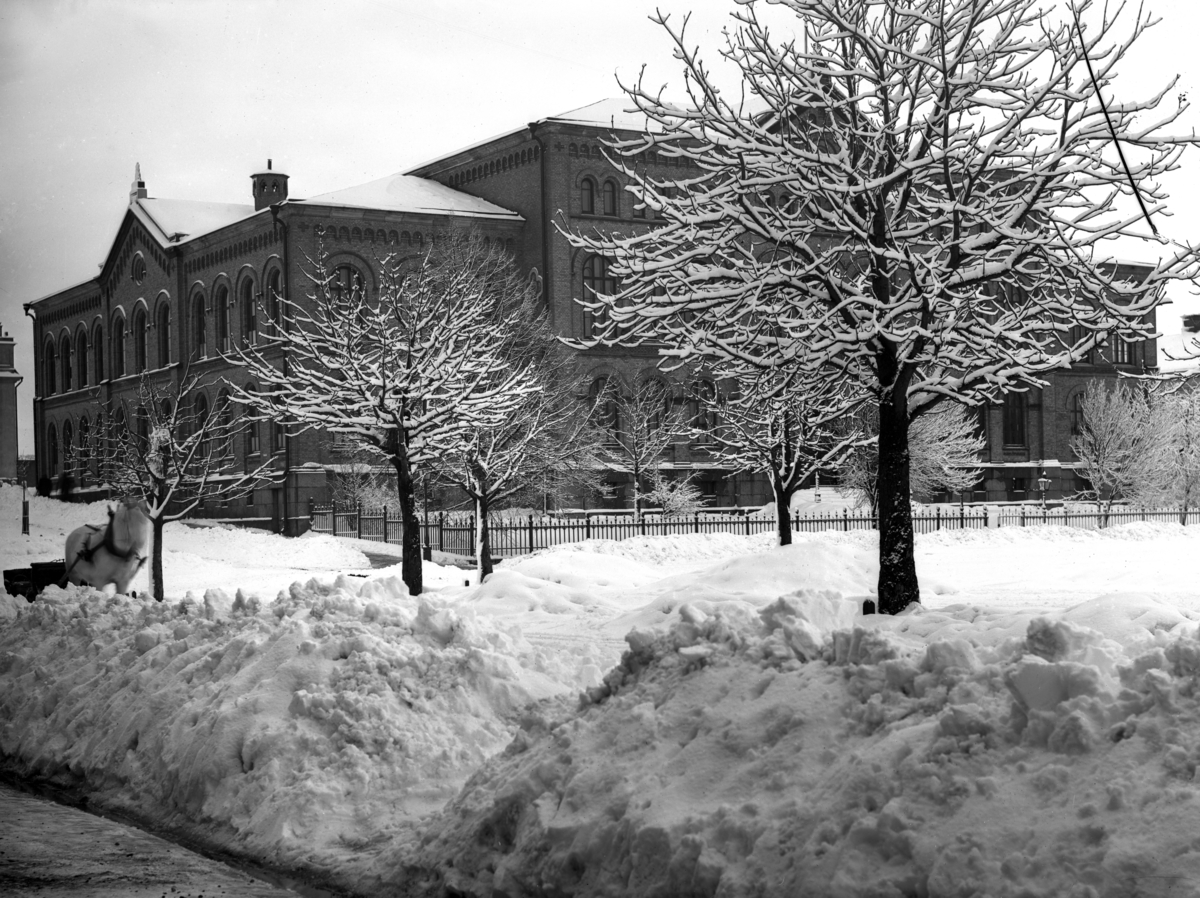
xmin=566 ymin=0 xmax=1200 ymax=612
xmin=230 ymin=231 xmax=543 ymax=595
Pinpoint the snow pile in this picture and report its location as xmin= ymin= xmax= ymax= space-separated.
xmin=6 ymin=498 xmax=1200 ymax=896
xmin=0 ymin=576 xmax=576 ymax=889
xmin=398 ymin=596 xmax=1200 ymax=897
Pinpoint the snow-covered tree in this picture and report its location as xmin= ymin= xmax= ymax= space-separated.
xmin=566 ymin=0 xmax=1200 ymax=612
xmin=702 ymin=367 xmax=868 ymax=544
xmin=1070 ymin=380 xmax=1162 ymax=522
xmin=230 ymin=232 xmax=540 ymax=596
xmin=645 ymin=470 xmax=705 ymax=518
xmin=427 ymin=281 xmax=609 ymax=577
xmin=839 ymin=403 xmax=984 ymax=515
xmin=599 ymin=376 xmax=688 ymax=522
xmin=86 ymin=372 xmax=277 ymax=601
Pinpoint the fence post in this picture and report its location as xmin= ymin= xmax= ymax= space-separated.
xmin=382 ymin=505 xmax=389 ymax=543
xmin=586 ymin=515 xmax=592 ymax=540
xmin=1021 ymin=507 xmax=1026 ymax=527
xmin=745 ymin=512 xmax=751 ymax=537
xmin=640 ymin=514 xmax=646 ymax=537
xmin=960 ymin=505 xmax=965 ymax=529
xmin=528 ymin=514 xmax=535 ymax=555
xmin=438 ymin=511 xmax=445 ymax=553
xmin=936 ymin=506 xmax=941 ymax=531
xmin=693 ymin=512 xmax=700 ymax=534
xmin=843 ymin=508 xmax=849 ymax=532
xmin=356 ymin=503 xmax=363 ymax=539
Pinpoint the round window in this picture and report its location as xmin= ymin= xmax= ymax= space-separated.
xmin=131 ymin=255 xmax=147 ymax=285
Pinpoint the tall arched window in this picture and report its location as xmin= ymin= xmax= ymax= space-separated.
xmin=1003 ymin=392 xmax=1027 ymax=446
xmin=111 ymin=315 xmax=126 ymax=378
xmin=44 ymin=339 xmax=57 ymax=395
xmin=215 ymin=285 xmax=231 ymax=353
xmin=92 ymin=323 xmax=104 ymax=383
xmin=602 ymin=180 xmax=618 ymax=216
xmin=582 ymin=256 xmax=617 ymax=339
xmin=588 ymin=377 xmax=620 ymax=443
xmin=331 ymin=265 xmax=363 ymax=302
xmin=78 ymin=417 xmax=91 ymax=475
xmin=62 ymin=420 xmax=74 ymax=472
xmin=241 ymin=278 xmax=257 ymax=345
xmin=1069 ymin=392 xmax=1085 ymax=437
xmin=60 ymin=334 xmax=72 ymax=392
xmin=580 ymin=177 xmax=596 ymax=215
xmin=192 ymin=294 xmax=207 ymax=359
xmin=157 ymin=303 xmax=171 ymax=368
xmin=266 ymin=269 xmax=282 ymax=330
xmin=244 ymin=385 xmax=260 ymax=456
xmin=132 ymin=307 xmax=148 ymax=372
xmin=690 ymin=380 xmax=717 ymax=442
xmin=217 ymin=390 xmax=234 ymax=459
xmin=47 ymin=423 xmax=59 ymax=477
xmin=194 ymin=392 xmax=210 ymax=457
xmin=136 ymin=406 xmax=150 ymax=452
xmin=76 ymin=329 xmax=88 ymax=388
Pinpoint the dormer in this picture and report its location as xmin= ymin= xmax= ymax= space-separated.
xmin=251 ymin=159 xmax=289 ymax=211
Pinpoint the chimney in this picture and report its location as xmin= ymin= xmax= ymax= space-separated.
xmin=250 ymin=158 xmax=289 ymax=211
xmin=129 ymin=163 xmax=147 ymax=204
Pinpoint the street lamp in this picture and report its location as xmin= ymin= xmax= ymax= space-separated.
xmin=1037 ymin=469 xmax=1051 ymax=509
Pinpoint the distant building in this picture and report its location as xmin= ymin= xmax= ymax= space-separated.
xmin=25 ymin=101 xmax=1161 ymax=525
xmin=0 ymin=323 xmax=22 ymax=481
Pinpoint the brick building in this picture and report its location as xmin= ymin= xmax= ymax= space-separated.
xmin=26 ymin=100 xmax=1158 ymax=523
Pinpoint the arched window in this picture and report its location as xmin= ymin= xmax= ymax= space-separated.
xmin=241 ymin=278 xmax=257 ymax=345
xmin=588 ymin=377 xmax=620 ymax=443
xmin=111 ymin=315 xmax=126 ymax=379
xmin=267 ymin=269 xmax=283 ymax=330
xmin=580 ymin=177 xmax=596 ymax=215
xmin=582 ymin=256 xmax=618 ymax=339
xmin=244 ymin=385 xmax=260 ymax=456
xmin=60 ymin=334 xmax=72 ymax=392
xmin=44 ymin=339 xmax=57 ymax=395
xmin=47 ymin=423 xmax=59 ymax=477
xmin=132 ymin=307 xmax=148 ymax=372
xmin=331 ymin=264 xmax=363 ymax=302
xmin=1069 ymin=392 xmax=1085 ymax=437
xmin=215 ymin=285 xmax=231 ymax=353
xmin=1003 ymin=391 xmax=1027 ymax=446
xmin=157 ymin=303 xmax=171 ymax=368
xmin=92 ymin=323 xmax=104 ymax=383
xmin=62 ymin=420 xmax=74 ymax=472
xmin=76 ymin=330 xmax=88 ymax=388
xmin=271 ymin=389 xmax=286 ymax=453
xmin=690 ymin=380 xmax=717 ymax=442
xmin=78 ymin=417 xmax=91 ymax=475
xmin=602 ymin=180 xmax=618 ymax=216
xmin=217 ymin=390 xmax=234 ymax=460
xmin=136 ymin=406 xmax=150 ymax=452
xmin=192 ymin=294 xmax=207 ymax=359
xmin=194 ymin=392 xmax=210 ymax=457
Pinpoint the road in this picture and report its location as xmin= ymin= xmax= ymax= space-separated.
xmin=0 ymin=782 xmax=307 ymax=897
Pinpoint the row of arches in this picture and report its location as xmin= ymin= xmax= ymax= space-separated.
xmin=189 ymin=265 xmax=284 ymax=361
xmin=185 ymin=229 xmax=279 ymax=276
xmin=448 ymin=145 xmax=541 ymax=188
xmin=315 ymin=224 xmax=426 ymax=247
xmin=43 ymin=384 xmax=286 ymax=480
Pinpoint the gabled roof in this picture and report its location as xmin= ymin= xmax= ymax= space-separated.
xmin=297 ymin=173 xmax=522 ymax=220
xmin=132 ymin=197 xmax=262 ymax=245
xmin=405 ymin=98 xmax=659 ymax=175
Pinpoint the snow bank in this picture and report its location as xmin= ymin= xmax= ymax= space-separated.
xmin=399 ymin=600 xmax=1200 ymax=898
xmin=0 ymin=576 xmax=577 ymax=890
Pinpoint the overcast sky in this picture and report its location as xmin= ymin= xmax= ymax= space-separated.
xmin=3 ymin=0 xmax=1199 ymax=451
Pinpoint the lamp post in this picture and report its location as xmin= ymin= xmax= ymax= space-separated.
xmin=1038 ymin=470 xmax=1051 ymax=509
xmin=814 ymin=469 xmax=821 ymax=503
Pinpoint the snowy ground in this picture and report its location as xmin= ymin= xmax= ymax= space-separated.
xmin=2 ymin=485 xmax=1200 ymax=896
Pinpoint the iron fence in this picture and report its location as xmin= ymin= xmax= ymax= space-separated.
xmin=307 ymin=503 xmax=1006 ymax=559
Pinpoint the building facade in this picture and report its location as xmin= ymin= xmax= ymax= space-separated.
xmin=26 ymin=101 xmax=1158 ymax=524
xmin=0 ymin=323 xmax=22 ymax=482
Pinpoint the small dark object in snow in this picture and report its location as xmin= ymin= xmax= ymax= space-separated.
xmin=862 ymin=599 xmax=877 ymax=615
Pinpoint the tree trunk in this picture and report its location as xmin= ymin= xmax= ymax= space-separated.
xmin=150 ymin=514 xmax=165 ymax=602
xmin=773 ymin=476 xmax=793 ymax=546
xmin=876 ymin=399 xmax=920 ymax=614
xmin=392 ymin=452 xmax=423 ymax=596
xmin=475 ymin=491 xmax=493 ymax=579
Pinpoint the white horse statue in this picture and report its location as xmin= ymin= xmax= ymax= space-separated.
xmin=63 ymin=498 xmax=152 ymax=595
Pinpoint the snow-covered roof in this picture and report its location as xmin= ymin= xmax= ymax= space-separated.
xmin=540 ymin=98 xmax=660 ymax=133
xmin=297 ymin=173 xmax=522 ymax=221
xmin=132 ymin=197 xmax=263 ymax=245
